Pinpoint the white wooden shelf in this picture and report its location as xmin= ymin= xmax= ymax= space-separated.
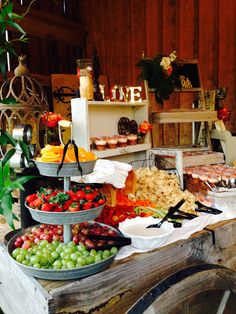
xmin=71 ymin=98 xmax=150 ymax=163
xmin=92 ymin=143 xmax=151 ymax=158
xmin=87 ymin=101 xmax=147 ymax=107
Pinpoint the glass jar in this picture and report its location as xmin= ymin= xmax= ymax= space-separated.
xmin=76 ymin=59 xmax=94 ymax=100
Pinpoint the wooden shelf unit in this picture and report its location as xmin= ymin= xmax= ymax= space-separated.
xmin=71 ymin=98 xmax=151 ymax=163
xmin=152 ymin=109 xmax=217 ymax=124
xmin=148 ymin=147 xmax=224 ymax=189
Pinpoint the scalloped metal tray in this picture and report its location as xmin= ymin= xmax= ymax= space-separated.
xmin=7 ymin=223 xmax=120 ymax=280
xmin=34 ymin=159 xmax=96 ymax=177
xmin=25 ymin=202 xmax=105 ymax=225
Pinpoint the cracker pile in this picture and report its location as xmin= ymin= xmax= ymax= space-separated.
xmin=131 ymin=167 xmax=196 ymax=214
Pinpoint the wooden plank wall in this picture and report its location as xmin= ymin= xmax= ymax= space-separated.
xmin=12 ymin=0 xmax=84 ymax=75
xmin=78 ymin=0 xmax=236 ymax=145
xmin=2 ymin=0 xmax=236 ymax=145
xmin=4 ymin=0 xmax=86 ymax=107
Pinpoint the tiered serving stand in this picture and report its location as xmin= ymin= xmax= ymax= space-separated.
xmin=29 ymin=160 xmax=99 ymax=243
xmin=7 ymin=160 xmax=120 ymax=280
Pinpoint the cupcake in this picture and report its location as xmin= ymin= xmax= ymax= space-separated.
xmin=94 ymin=136 xmax=107 ymax=150
xmin=127 ymin=134 xmax=137 ymax=145
xmin=117 ymin=135 xmax=127 ymax=147
xmin=107 ymin=136 xmax=118 ymax=149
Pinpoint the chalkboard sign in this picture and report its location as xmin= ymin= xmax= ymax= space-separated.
xmin=174 ymin=61 xmax=201 ymax=89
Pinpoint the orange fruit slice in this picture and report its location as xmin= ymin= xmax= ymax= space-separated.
xmin=85 ymin=151 xmax=97 ymax=161
xmin=41 ymin=145 xmax=63 ymax=155
xmin=64 ymin=147 xmax=77 ymax=162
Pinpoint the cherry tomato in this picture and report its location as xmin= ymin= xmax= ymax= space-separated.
xmin=112 ymin=215 xmax=119 ymax=223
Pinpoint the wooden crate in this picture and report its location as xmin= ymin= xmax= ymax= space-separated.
xmin=148 ymin=147 xmax=224 ymax=189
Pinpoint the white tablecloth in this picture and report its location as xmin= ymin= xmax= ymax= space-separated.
xmin=115 ymin=205 xmax=236 ymax=260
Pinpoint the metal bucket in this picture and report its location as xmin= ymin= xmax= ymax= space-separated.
xmin=25 ymin=202 xmax=105 ymax=225
xmin=34 ymin=160 xmax=96 ymax=177
xmin=7 ymin=223 xmax=120 ymax=280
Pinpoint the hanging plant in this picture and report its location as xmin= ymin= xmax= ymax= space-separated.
xmin=137 ymin=51 xmax=182 ymax=106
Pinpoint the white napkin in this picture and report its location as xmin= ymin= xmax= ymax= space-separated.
xmin=72 ymin=159 xmax=132 ymax=188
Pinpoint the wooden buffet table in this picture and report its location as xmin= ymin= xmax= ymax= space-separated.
xmin=0 ymin=218 xmax=236 ymax=314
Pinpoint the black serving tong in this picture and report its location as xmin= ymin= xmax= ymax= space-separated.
xmin=57 ymin=139 xmax=83 ymax=176
xmin=195 ymin=201 xmax=222 ymax=215
xmin=87 ymin=234 xmax=131 ymax=250
xmin=74 ymin=182 xmax=104 ymax=189
xmin=167 ymin=220 xmax=182 ymax=228
xmin=171 ymin=210 xmax=197 ymax=220
xmin=146 ymin=199 xmax=185 ymax=229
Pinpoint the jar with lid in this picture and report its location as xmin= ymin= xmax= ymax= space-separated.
xmin=76 ymin=59 xmax=94 ymax=100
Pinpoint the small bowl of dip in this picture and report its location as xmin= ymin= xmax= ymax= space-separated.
xmin=118 ymin=216 xmax=174 ymax=250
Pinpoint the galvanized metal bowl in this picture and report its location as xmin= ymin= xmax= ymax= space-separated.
xmin=25 ymin=202 xmax=105 ymax=225
xmin=34 ymin=159 xmax=96 ymax=177
xmin=7 ymin=223 xmax=120 ymax=280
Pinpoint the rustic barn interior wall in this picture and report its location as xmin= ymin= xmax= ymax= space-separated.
xmin=4 ymin=0 xmax=236 ymax=145
xmin=78 ymin=0 xmax=236 ymax=145
xmin=5 ymin=0 xmax=85 ymax=107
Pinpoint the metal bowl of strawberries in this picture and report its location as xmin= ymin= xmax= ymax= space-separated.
xmin=25 ymin=185 xmax=106 ymax=225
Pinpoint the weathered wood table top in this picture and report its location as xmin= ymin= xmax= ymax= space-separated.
xmin=0 ymin=218 xmax=236 ymax=314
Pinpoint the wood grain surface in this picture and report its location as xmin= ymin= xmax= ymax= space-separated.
xmin=0 ymin=219 xmax=235 ymax=314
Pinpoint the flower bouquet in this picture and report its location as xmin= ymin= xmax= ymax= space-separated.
xmin=137 ymin=120 xmax=152 ymax=144
xmin=41 ymin=112 xmax=64 ymax=145
xmin=137 ymin=51 xmax=181 ymax=106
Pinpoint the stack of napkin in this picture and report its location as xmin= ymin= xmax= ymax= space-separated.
xmin=73 ymin=159 xmax=133 ymax=188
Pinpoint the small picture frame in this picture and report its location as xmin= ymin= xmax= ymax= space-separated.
xmin=174 ymin=60 xmax=201 ymax=89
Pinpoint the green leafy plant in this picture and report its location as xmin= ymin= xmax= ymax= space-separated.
xmin=0 ymin=0 xmax=27 ymax=80
xmin=0 ymin=130 xmax=35 ymax=229
xmin=0 ymin=0 xmax=38 ymax=80
xmin=137 ymin=51 xmax=182 ymax=106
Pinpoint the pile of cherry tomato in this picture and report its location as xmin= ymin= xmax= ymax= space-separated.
xmin=96 ymin=193 xmax=155 ymax=226
xmin=96 ymin=204 xmax=137 ymax=226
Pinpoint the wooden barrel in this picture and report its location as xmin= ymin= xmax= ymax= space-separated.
xmin=127 ymin=264 xmax=236 ymax=314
